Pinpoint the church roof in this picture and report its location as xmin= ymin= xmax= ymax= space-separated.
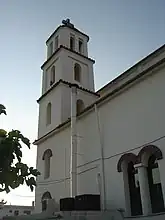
xmin=97 ymin=44 xmax=165 ymax=96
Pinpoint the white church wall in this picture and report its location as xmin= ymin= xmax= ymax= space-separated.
xmin=61 ymin=49 xmax=94 ymax=91
xmin=104 ymin=157 xmax=125 ymax=210
xmin=61 ymin=26 xmax=88 ymax=56
xmin=42 ymin=52 xmax=62 ymax=94
xmin=36 ymin=22 xmax=165 ymax=216
xmin=35 ymin=126 xmax=71 ymax=213
xmin=38 ymin=85 xmax=62 ymax=138
xmin=45 ymin=57 xmax=61 ymax=91
xmin=77 ymin=166 xmax=100 ymax=195
xmin=76 ymin=110 xmax=102 ymax=195
xmin=77 ymin=111 xmax=101 ymax=165
xmin=78 ymin=64 xmax=165 ymax=211
xmin=61 ymin=83 xmax=97 ymax=123
xmin=37 ymin=126 xmax=70 ymax=183
xmin=99 ymin=64 xmax=165 ymax=210
xmin=36 ymin=63 xmax=165 ymax=213
xmin=35 ymin=181 xmax=70 ymax=213
xmin=101 ymin=64 xmax=165 ymax=157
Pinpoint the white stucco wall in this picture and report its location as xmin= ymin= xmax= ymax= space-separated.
xmin=35 ymin=127 xmax=71 ymax=213
xmin=60 ymin=49 xmax=95 ymax=91
xmin=38 ymin=85 xmax=62 ymax=138
xmin=42 ymin=52 xmax=63 ymax=94
xmin=46 ymin=26 xmax=88 ymax=58
xmin=60 ymin=26 xmax=88 ymax=57
xmin=44 ymin=58 xmax=61 ymax=92
xmin=35 ymin=61 xmax=165 ymax=214
xmin=38 ymin=82 xmax=97 ymax=139
xmin=61 ymin=83 xmax=98 ymax=122
xmin=41 ymin=47 xmax=95 ymax=96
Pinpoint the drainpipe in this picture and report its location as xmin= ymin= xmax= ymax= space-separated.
xmin=70 ymin=85 xmax=77 ymax=197
xmin=64 ymin=147 xmax=67 ymax=191
xmin=94 ymin=104 xmax=106 ymax=210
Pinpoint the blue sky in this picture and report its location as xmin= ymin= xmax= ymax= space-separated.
xmin=0 ymin=0 xmax=164 ymax=206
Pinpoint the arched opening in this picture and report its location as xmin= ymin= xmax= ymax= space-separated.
xmin=138 ymin=145 xmax=164 ymax=214
xmin=147 ymin=154 xmax=164 ymax=213
xmin=41 ymin=191 xmax=52 ymax=211
xmin=14 ymin=210 xmax=19 ymax=216
xmin=74 ymin=63 xmax=81 ymax=82
xmin=42 ymin=149 xmax=53 ymax=179
xmin=117 ymin=153 xmax=142 ymax=216
xmin=79 ymin=39 xmax=83 ymax=54
xmin=76 ymin=99 xmax=85 ymax=115
xmin=127 ymin=161 xmax=142 ymax=216
xmin=70 ymin=36 xmax=75 ymax=51
xmin=46 ymin=103 xmax=52 ymax=125
xmin=50 ymin=66 xmax=55 ymax=85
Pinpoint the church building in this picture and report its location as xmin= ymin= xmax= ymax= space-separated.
xmin=34 ymin=19 xmax=165 ymax=218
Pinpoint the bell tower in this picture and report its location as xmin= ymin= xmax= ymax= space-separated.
xmin=37 ymin=19 xmax=98 ymax=138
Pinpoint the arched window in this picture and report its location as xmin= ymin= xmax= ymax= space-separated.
xmin=74 ymin=63 xmax=81 ymax=82
xmin=46 ymin=102 xmax=51 ymax=125
xmin=117 ymin=153 xmax=142 ymax=216
xmin=79 ymin=39 xmax=83 ymax=54
xmin=147 ymin=154 xmax=164 ymax=213
xmin=137 ymin=145 xmax=164 ymax=214
xmin=76 ymin=99 xmax=85 ymax=115
xmin=41 ymin=191 xmax=52 ymax=211
xmin=42 ymin=149 xmax=53 ymax=179
xmin=70 ymin=36 xmax=75 ymax=51
xmin=127 ymin=162 xmax=142 ymax=216
xmin=50 ymin=66 xmax=55 ymax=85
xmin=14 ymin=210 xmax=19 ymax=216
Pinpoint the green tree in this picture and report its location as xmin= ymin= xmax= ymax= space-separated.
xmin=0 ymin=104 xmax=40 ymax=193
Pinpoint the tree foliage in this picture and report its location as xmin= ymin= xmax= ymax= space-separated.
xmin=0 ymin=104 xmax=6 ymax=116
xmin=0 ymin=104 xmax=40 ymax=193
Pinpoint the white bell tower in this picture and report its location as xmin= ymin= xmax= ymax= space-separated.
xmin=37 ymin=19 xmax=98 ymax=139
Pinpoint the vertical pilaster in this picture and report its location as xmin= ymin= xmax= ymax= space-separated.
xmin=122 ymin=162 xmax=131 ymax=216
xmin=135 ymin=163 xmax=152 ymax=216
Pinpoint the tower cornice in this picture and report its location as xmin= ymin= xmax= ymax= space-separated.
xmin=41 ymin=45 xmax=95 ymax=70
xmin=46 ymin=24 xmax=89 ymax=45
xmin=37 ymin=79 xmax=99 ymax=103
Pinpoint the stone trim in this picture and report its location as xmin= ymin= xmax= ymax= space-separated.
xmin=117 ymin=153 xmax=137 ymax=172
xmin=42 ymin=149 xmax=53 ymax=160
xmin=136 ymin=145 xmax=163 ymax=164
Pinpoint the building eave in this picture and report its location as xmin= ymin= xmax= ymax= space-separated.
xmin=37 ymin=79 xmax=99 ymax=103
xmin=41 ymin=45 xmax=95 ymax=70
xmin=46 ymin=25 xmax=89 ymax=45
xmin=97 ymin=44 xmax=165 ymax=95
xmin=33 ymin=118 xmax=71 ymax=145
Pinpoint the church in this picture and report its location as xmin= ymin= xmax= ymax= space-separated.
xmin=34 ymin=19 xmax=165 ymax=218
